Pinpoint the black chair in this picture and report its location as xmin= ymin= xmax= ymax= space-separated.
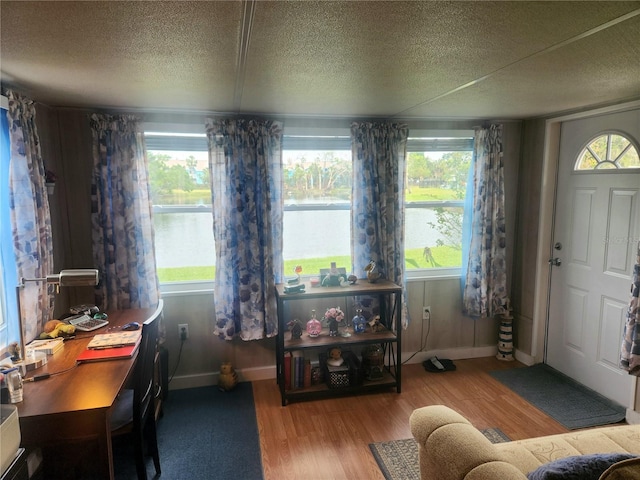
xmin=110 ymin=299 xmax=163 ymax=479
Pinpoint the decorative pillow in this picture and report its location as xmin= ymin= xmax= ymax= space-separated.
xmin=526 ymin=454 xmax=639 ymax=480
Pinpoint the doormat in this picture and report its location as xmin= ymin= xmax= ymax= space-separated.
xmin=369 ymin=428 xmax=509 ymax=480
xmin=490 ymin=364 xmax=626 ymax=430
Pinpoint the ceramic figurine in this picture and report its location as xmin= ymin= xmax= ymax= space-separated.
xmin=327 ymin=347 xmax=344 ymax=367
xmin=288 ymin=319 xmax=303 ymax=339
xmin=368 ymin=315 xmax=386 ymax=332
xmin=218 ymin=362 xmax=238 ymax=391
xmin=364 ymin=260 xmax=381 ymax=283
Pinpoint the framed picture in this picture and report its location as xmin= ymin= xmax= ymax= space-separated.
xmin=319 ymin=267 xmax=347 ymax=286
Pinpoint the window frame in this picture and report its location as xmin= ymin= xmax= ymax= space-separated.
xmin=573 ymin=130 xmax=640 ymax=172
xmin=145 ymin=123 xmax=474 ymax=292
xmin=1 ymin=94 xmax=17 ymax=349
xmin=404 ymin=129 xmax=474 ymax=280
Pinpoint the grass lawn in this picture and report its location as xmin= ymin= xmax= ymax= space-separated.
xmin=157 ymin=246 xmax=460 ymax=283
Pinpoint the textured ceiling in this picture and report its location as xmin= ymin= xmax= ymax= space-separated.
xmin=1 ymin=1 xmax=639 ymax=120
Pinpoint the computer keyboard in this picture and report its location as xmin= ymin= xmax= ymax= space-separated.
xmin=67 ymin=314 xmax=109 ymax=332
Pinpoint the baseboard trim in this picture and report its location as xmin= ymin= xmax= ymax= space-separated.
xmin=170 ymin=346 xmax=524 ymax=391
xmin=169 ymin=366 xmax=276 ymax=390
xmin=626 ymin=408 xmax=640 ymax=425
xmin=402 ymin=345 xmax=499 ymax=365
xmin=514 ymin=349 xmax=535 ymax=366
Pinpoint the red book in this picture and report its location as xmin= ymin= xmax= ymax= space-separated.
xmin=303 ymin=360 xmax=311 ymax=388
xmin=77 ymin=342 xmax=140 ymax=363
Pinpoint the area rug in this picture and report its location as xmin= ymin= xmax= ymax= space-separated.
xmin=369 ymin=428 xmax=509 ymax=480
xmin=490 ymin=364 xmax=626 ymax=430
xmin=113 ymin=382 xmax=263 ymax=479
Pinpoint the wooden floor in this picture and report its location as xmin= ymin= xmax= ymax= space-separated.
xmin=252 ymin=357 xmax=570 ymax=480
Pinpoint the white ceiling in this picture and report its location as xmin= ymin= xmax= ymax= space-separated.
xmin=1 ymin=1 xmax=639 ymax=120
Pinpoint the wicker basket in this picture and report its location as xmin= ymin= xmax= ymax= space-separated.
xmin=320 ymin=351 xmax=362 ymax=388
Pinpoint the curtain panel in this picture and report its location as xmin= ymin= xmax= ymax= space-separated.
xmin=462 ymin=124 xmax=510 ymax=318
xmin=620 ymin=242 xmax=640 ymax=375
xmin=6 ymin=90 xmax=54 ymax=342
xmin=205 ymin=118 xmax=284 ymax=341
xmin=351 ymin=122 xmax=410 ymax=329
xmin=89 ymin=113 xmax=159 ymax=311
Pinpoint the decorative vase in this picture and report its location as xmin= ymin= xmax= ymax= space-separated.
xmin=328 ymin=319 xmax=339 ymax=337
xmin=352 ymin=309 xmax=366 ymax=334
xmin=306 ymin=310 xmax=322 ymax=338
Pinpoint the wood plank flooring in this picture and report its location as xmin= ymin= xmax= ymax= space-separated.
xmin=252 ymin=357 xmax=570 ymax=480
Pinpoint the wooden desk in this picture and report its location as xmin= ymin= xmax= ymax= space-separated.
xmin=16 ymin=306 xmax=160 ymax=479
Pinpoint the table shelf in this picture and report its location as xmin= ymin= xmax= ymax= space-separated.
xmin=275 ymin=279 xmax=402 ymax=406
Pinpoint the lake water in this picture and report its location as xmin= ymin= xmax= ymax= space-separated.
xmin=153 ymin=208 xmax=446 ymax=268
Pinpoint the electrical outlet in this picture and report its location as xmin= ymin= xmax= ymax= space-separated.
xmin=178 ymin=323 xmax=189 ymax=340
xmin=422 ymin=306 xmax=431 ymax=321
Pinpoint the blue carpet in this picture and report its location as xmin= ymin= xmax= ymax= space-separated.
xmin=113 ymin=382 xmax=263 ymax=479
xmin=490 ymin=364 xmax=626 ymax=430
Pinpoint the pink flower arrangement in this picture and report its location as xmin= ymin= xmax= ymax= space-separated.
xmin=324 ymin=307 xmax=344 ymax=323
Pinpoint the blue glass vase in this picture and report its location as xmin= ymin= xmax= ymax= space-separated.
xmin=352 ymin=309 xmax=366 ymax=334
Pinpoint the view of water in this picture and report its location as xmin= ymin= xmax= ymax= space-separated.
xmin=153 ymin=208 xmax=447 ymax=268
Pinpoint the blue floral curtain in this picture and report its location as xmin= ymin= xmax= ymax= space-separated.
xmin=205 ymin=118 xmax=284 ymax=341
xmin=620 ymin=242 xmax=640 ymax=375
xmin=351 ymin=122 xmax=410 ymax=329
xmin=462 ymin=124 xmax=510 ymax=317
xmin=90 ymin=113 xmax=159 ymax=311
xmin=6 ymin=90 xmax=54 ymax=341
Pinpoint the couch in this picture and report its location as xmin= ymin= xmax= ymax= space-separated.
xmin=409 ymin=405 xmax=640 ymax=480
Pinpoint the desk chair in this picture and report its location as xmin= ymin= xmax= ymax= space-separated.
xmin=110 ymin=300 xmax=163 ymax=479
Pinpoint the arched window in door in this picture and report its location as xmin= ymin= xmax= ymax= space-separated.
xmin=574 ymin=132 xmax=640 ymax=170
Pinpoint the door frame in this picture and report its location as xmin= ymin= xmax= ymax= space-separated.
xmin=532 ymin=99 xmax=640 ymax=415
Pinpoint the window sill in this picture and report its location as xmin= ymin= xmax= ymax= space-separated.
xmin=159 ymin=280 xmax=214 ymax=297
xmin=406 ymin=267 xmax=461 ymax=282
xmin=158 ymin=268 xmax=461 ymax=294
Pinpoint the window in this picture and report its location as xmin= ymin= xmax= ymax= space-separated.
xmin=575 ymin=132 xmax=640 ymax=170
xmin=145 ymin=129 xmax=214 ymax=285
xmin=282 ymin=132 xmax=352 ymax=278
xmin=1 ymin=95 xmax=19 ymax=350
xmin=146 ymin=126 xmax=473 ymax=286
xmin=404 ymin=132 xmax=474 ymax=276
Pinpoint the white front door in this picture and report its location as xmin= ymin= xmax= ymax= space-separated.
xmin=546 ymin=108 xmax=640 ymax=407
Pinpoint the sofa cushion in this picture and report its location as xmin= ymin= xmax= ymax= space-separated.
xmin=526 ymin=453 xmax=638 ymax=480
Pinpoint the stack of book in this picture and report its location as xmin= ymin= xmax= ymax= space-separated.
xmin=27 ymin=337 xmax=64 ymax=355
xmin=284 ymin=351 xmax=311 ymax=390
xmin=77 ymin=330 xmax=142 ymax=363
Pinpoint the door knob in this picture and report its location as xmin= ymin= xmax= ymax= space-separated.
xmin=549 ymin=257 xmax=562 ymax=267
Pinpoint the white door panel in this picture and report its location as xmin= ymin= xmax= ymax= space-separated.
xmin=547 ymin=108 xmax=639 ymax=407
